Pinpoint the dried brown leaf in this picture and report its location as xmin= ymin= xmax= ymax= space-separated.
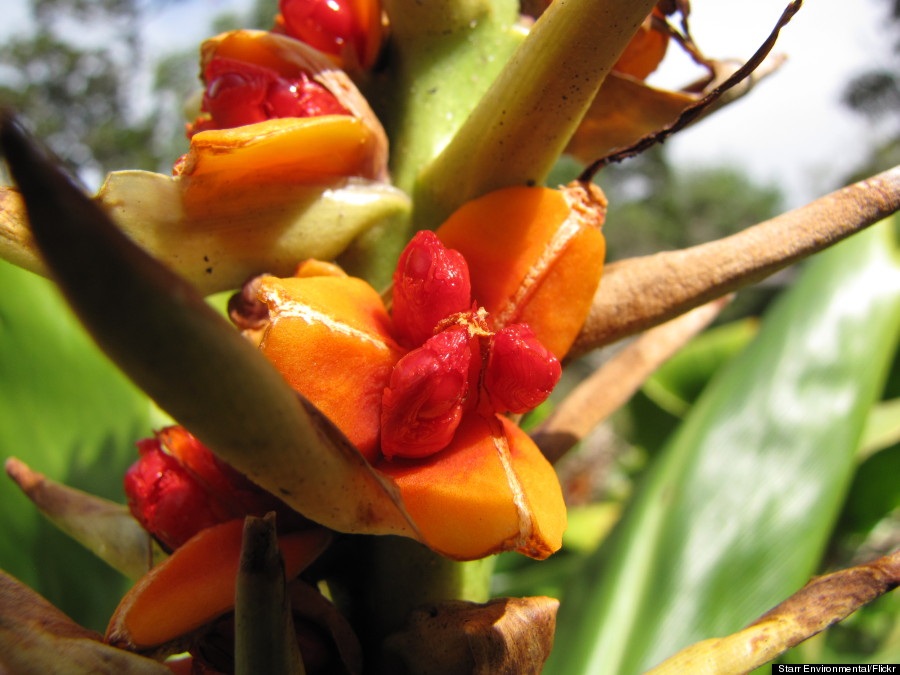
xmin=565 ymin=73 xmax=696 ymax=164
xmin=645 ymin=548 xmax=900 ymax=674
xmin=571 ymin=165 xmax=900 ymax=357
xmin=0 ymin=570 xmax=170 ymax=674
xmin=580 ymin=0 xmax=802 ymax=178
xmin=382 ymin=596 xmax=559 ymax=675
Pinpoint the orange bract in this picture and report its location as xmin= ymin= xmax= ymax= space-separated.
xmin=436 ymin=185 xmax=606 ymax=359
xmin=613 ymin=8 xmax=669 ymax=80
xmin=106 ymin=520 xmax=331 ymax=650
xmin=179 ymin=116 xmax=381 ymax=184
xmin=376 ymin=415 xmax=565 ymax=560
xmin=258 ymin=274 xmax=403 ymax=462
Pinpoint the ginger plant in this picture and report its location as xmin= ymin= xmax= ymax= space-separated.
xmin=1 ymin=0 xmax=900 ymax=673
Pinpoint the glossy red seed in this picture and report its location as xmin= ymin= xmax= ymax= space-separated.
xmin=124 ymin=438 xmax=233 ymax=551
xmin=483 ymin=323 xmax=561 ymax=414
xmin=197 ymin=57 xmax=348 ymax=134
xmin=392 ymin=231 xmax=472 ymax=348
xmin=125 ymin=428 xmax=309 ymax=550
xmin=280 ymin=0 xmax=362 ymax=63
xmin=381 ymin=328 xmax=472 ymax=459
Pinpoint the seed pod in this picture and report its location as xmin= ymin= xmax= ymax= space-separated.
xmin=124 ymin=427 xmax=308 ymax=551
xmin=192 ymin=29 xmax=388 ymax=177
xmin=436 ymin=183 xmax=606 ymax=359
xmin=189 ymin=56 xmax=350 ymax=135
xmin=277 ymin=0 xmax=384 ymax=71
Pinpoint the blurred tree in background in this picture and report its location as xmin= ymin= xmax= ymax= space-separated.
xmin=0 ymin=0 xmax=279 ymax=183
xmin=844 ymin=0 xmax=900 ymax=176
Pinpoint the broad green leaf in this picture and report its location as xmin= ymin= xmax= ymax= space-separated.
xmin=642 ymin=318 xmax=759 ymax=417
xmin=833 ymin=441 xmax=900 ymax=544
xmin=549 ymin=216 xmax=900 ymax=675
xmin=0 ymin=260 xmax=154 ymax=631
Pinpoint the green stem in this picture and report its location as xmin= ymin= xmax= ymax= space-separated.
xmin=341 ymin=0 xmax=522 ymax=288
xmin=367 ymin=537 xmax=495 ymax=636
xmin=323 ymin=536 xmax=495 ymax=666
xmin=417 ymin=0 xmax=659 ymax=227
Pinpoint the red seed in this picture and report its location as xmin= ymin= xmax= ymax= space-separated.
xmin=483 ymin=323 xmax=561 ymax=414
xmin=381 ymin=328 xmax=472 ymax=459
xmin=195 ymin=57 xmax=349 ymax=134
xmin=280 ymin=0 xmax=364 ymax=63
xmin=125 ymin=428 xmax=309 ymax=550
xmin=392 ymin=231 xmax=472 ymax=348
xmin=124 ymin=439 xmax=233 ymax=551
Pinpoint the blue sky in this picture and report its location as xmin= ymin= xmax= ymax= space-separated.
xmin=5 ymin=0 xmax=896 ymax=207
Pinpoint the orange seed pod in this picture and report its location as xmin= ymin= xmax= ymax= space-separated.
xmin=435 ymin=184 xmax=606 ymax=359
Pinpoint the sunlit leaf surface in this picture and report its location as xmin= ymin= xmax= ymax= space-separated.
xmin=549 ymin=216 xmax=900 ymax=674
xmin=0 ymin=260 xmax=155 ymax=631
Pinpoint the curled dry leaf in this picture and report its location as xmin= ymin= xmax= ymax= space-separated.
xmin=0 ymin=570 xmax=169 ymax=674
xmin=381 ymin=596 xmax=559 ymax=675
xmin=532 ymin=297 xmax=729 ymax=464
xmin=579 ymin=0 xmax=802 ymax=178
xmin=645 ymin=547 xmax=900 ymax=674
xmin=288 ymin=581 xmax=363 ymax=675
xmin=567 ymin=53 xmax=786 ymax=165
xmin=4 ymin=457 xmax=164 ymax=580
xmin=570 ymin=165 xmax=900 ymax=357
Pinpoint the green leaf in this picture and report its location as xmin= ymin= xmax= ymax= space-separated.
xmin=548 ymin=215 xmax=900 ymax=675
xmin=642 ymin=318 xmax=759 ymax=417
xmin=0 ymin=260 xmax=154 ymax=631
xmin=858 ymin=397 xmax=900 ymax=458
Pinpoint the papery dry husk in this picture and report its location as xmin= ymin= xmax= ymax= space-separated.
xmin=382 ymin=596 xmax=559 ymax=675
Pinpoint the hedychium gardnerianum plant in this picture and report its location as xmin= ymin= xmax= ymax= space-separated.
xmin=1 ymin=0 xmax=900 ymax=673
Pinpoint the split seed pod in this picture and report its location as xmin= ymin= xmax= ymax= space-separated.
xmin=0 ymin=30 xmax=401 ymax=295
xmin=254 ymin=184 xmax=605 ymax=560
xmin=435 ymin=183 xmax=607 ymax=359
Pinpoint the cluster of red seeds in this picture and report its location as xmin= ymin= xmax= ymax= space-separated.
xmin=382 ymin=231 xmax=561 ymax=459
xmin=188 ymin=56 xmax=350 ymax=136
xmin=124 ymin=427 xmax=307 ymax=550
